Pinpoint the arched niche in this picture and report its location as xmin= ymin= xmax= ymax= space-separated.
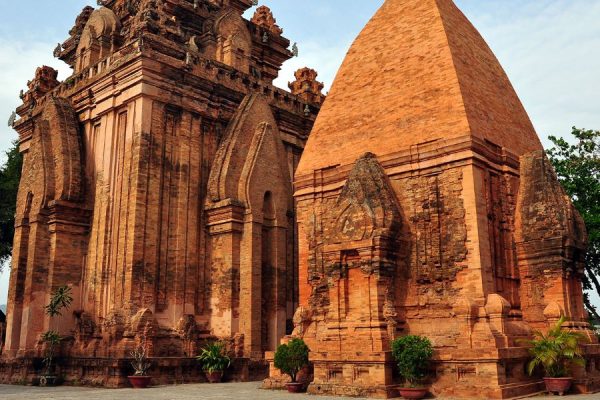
xmin=75 ymin=7 xmax=121 ymax=73
xmin=214 ymin=11 xmax=251 ymax=74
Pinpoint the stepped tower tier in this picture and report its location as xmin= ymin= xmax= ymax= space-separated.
xmin=0 ymin=0 xmax=325 ymax=386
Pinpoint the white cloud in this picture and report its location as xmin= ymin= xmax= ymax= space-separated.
xmin=460 ymin=0 xmax=600 ymax=144
xmin=274 ymin=40 xmax=350 ymax=94
xmin=0 ymin=39 xmax=72 ymax=164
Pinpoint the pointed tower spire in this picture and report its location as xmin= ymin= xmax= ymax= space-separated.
xmin=297 ymin=0 xmax=542 ymax=175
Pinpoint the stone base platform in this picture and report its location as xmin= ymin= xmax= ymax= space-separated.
xmin=0 ymin=357 xmax=268 ymax=387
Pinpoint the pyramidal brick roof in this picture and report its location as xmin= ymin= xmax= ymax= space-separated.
xmin=297 ymin=0 xmax=543 ymax=175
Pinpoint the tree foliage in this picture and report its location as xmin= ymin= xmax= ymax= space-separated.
xmin=391 ymin=335 xmax=434 ymax=387
xmin=0 ymin=140 xmax=22 ymax=272
xmin=274 ymin=338 xmax=309 ymax=383
xmin=547 ymin=128 xmax=600 ymax=319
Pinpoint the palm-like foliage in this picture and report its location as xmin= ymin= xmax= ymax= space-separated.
xmin=41 ymin=286 xmax=73 ymax=375
xmin=196 ymin=342 xmax=231 ymax=373
xmin=525 ymin=317 xmax=587 ymax=378
xmin=45 ymin=286 xmax=73 ymax=317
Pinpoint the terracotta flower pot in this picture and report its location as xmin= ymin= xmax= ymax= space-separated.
xmin=128 ymin=375 xmax=152 ymax=389
xmin=544 ymin=377 xmax=573 ymax=396
xmin=286 ymin=382 xmax=306 ymax=393
xmin=205 ymin=370 xmax=224 ymax=383
xmin=399 ymin=387 xmax=428 ymax=399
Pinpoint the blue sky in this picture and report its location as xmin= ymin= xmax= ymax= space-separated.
xmin=1 ymin=0 xmax=600 ymax=306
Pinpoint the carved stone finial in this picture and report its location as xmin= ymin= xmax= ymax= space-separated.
xmin=251 ymin=6 xmax=282 ymax=35
xmin=22 ymin=66 xmax=60 ymax=104
xmin=7 ymin=111 xmax=17 ymax=128
xmin=289 ymin=67 xmax=326 ymax=105
xmin=53 ymin=43 xmax=62 ymax=58
xmin=485 ymin=294 xmax=511 ymax=316
xmin=543 ymin=302 xmax=565 ymax=321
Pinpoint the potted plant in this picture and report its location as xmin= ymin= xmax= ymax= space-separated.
xmin=392 ymin=335 xmax=434 ymax=400
xmin=525 ymin=317 xmax=586 ymax=396
xmin=128 ymin=342 xmax=152 ymax=388
xmin=40 ymin=286 xmax=73 ymax=386
xmin=196 ymin=341 xmax=231 ymax=383
xmin=273 ymin=338 xmax=310 ymax=393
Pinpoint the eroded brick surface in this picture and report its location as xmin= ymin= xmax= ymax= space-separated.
xmin=0 ymin=0 xmax=322 ymax=387
xmin=2 ymin=0 xmax=600 ymax=398
xmin=279 ymin=0 xmax=600 ymax=399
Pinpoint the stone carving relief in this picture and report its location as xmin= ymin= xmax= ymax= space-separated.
xmin=305 ymin=153 xmax=403 ymax=345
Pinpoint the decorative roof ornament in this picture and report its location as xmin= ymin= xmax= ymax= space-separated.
xmin=251 ymin=6 xmax=283 ymax=35
xmin=291 ymin=42 xmax=299 ymax=57
xmin=185 ymin=52 xmax=195 ymax=68
xmin=252 ymin=0 xmax=258 ymax=5
xmin=53 ymin=43 xmax=62 ymax=58
xmin=7 ymin=111 xmax=16 ymax=127
xmin=137 ymin=31 xmax=145 ymax=51
xmin=22 ymin=66 xmax=60 ymax=104
xmin=289 ymin=67 xmax=325 ymax=105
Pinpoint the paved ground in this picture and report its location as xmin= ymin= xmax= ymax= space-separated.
xmin=0 ymin=382 xmax=598 ymax=399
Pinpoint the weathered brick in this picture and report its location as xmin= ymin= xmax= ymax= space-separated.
xmin=1 ymin=0 xmax=322 ymax=386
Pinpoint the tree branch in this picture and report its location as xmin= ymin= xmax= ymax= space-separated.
xmin=584 ymin=296 xmax=600 ymax=321
xmin=585 ymin=264 xmax=600 ymax=299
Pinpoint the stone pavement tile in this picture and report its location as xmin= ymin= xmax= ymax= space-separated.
xmin=0 ymin=382 xmax=597 ymax=400
xmin=0 ymin=382 xmax=364 ymax=400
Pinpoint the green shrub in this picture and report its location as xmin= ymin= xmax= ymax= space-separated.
xmin=392 ymin=335 xmax=434 ymax=387
xmin=525 ymin=317 xmax=586 ymax=378
xmin=196 ymin=342 xmax=231 ymax=373
xmin=274 ymin=338 xmax=310 ymax=383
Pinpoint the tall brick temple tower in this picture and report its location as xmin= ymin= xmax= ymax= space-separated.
xmin=0 ymin=0 xmax=324 ymax=385
xmin=285 ymin=0 xmax=600 ymax=398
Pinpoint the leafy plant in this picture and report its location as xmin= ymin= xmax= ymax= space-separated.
xmin=130 ymin=343 xmax=152 ymax=376
xmin=392 ymin=335 xmax=434 ymax=387
xmin=41 ymin=286 xmax=73 ymax=375
xmin=273 ymin=338 xmax=309 ymax=383
xmin=45 ymin=286 xmax=73 ymax=317
xmin=525 ymin=317 xmax=587 ymax=378
xmin=196 ymin=342 xmax=231 ymax=373
xmin=40 ymin=330 xmax=61 ymax=375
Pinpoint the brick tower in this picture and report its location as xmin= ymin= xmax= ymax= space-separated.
xmin=0 ymin=0 xmax=324 ymax=385
xmin=287 ymin=0 xmax=600 ymax=398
